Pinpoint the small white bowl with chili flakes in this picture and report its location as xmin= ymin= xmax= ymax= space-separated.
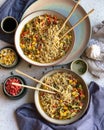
xmin=2 ymin=75 xmax=27 ymax=99
xmin=0 ymin=47 xmax=19 ymax=68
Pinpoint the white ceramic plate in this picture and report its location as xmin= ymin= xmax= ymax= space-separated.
xmin=22 ymin=0 xmax=91 ymax=65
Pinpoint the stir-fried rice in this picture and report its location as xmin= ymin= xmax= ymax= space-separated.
xmin=20 ymin=14 xmax=73 ymax=63
xmin=39 ymin=72 xmax=85 ymax=120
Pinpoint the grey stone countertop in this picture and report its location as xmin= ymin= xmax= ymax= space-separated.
xmin=0 ymin=0 xmax=104 ymax=130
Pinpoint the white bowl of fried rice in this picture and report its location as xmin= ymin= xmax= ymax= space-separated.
xmin=34 ymin=69 xmax=89 ymax=125
xmin=15 ymin=10 xmax=75 ymax=66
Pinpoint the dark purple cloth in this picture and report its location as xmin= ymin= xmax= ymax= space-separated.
xmin=15 ymin=81 xmax=104 ymax=130
xmin=0 ymin=0 xmax=37 ymax=44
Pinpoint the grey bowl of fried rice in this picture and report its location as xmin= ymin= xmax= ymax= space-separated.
xmin=15 ymin=10 xmax=75 ymax=66
xmin=34 ymin=69 xmax=89 ymax=125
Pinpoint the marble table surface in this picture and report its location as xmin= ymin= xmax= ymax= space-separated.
xmin=0 ymin=0 xmax=104 ymax=130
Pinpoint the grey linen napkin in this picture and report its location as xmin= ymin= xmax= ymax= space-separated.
xmin=15 ymin=81 xmax=104 ymax=130
xmin=82 ymin=21 xmax=104 ymax=78
xmin=0 ymin=0 xmax=36 ymax=44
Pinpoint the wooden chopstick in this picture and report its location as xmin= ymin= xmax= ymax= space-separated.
xmin=12 ymin=82 xmax=55 ymax=94
xmin=56 ymin=0 xmax=80 ymax=35
xmin=15 ymin=69 xmax=61 ymax=93
xmin=60 ymin=9 xmax=94 ymax=40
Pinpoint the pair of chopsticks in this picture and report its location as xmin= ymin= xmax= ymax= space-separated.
xmin=12 ymin=69 xmax=61 ymax=94
xmin=56 ymin=0 xmax=94 ymax=40
xmin=12 ymin=82 xmax=55 ymax=94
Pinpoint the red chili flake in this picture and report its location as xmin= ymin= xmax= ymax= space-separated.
xmin=21 ymin=31 xmax=29 ymax=37
xmin=53 ymin=16 xmax=57 ymax=24
xmin=35 ymin=35 xmax=38 ymax=39
xmin=52 ymin=105 xmax=57 ymax=108
xmin=5 ymin=77 xmax=22 ymax=96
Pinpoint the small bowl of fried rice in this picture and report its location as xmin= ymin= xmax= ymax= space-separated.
xmin=15 ymin=10 xmax=75 ymax=66
xmin=34 ymin=68 xmax=89 ymax=125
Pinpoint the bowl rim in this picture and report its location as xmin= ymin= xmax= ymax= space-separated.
xmin=34 ymin=68 xmax=90 ymax=125
xmin=15 ymin=9 xmax=75 ymax=66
